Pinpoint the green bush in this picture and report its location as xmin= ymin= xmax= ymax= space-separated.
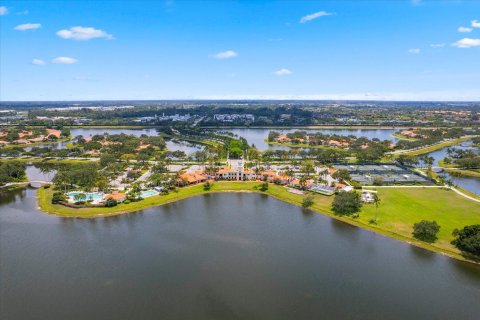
xmin=105 ymin=198 xmax=118 ymax=207
xmin=51 ymin=191 xmax=66 ymax=204
xmin=373 ymin=177 xmax=384 ymax=186
xmin=123 ymin=199 xmax=131 ymax=204
xmin=451 ymin=225 xmax=480 ymax=256
xmin=332 ymin=192 xmax=362 ymax=216
xmin=412 ymin=220 xmax=440 ymax=243
xmin=259 ymin=182 xmax=269 ymax=192
xmin=203 ymin=181 xmax=212 ymax=191
xmin=349 ymin=180 xmax=362 ymax=189
xmin=302 ymin=195 xmax=314 ymax=209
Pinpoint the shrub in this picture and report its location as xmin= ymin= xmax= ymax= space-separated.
xmin=51 ymin=191 xmax=66 ymax=204
xmin=123 ymin=199 xmax=131 ymax=204
xmin=349 ymin=180 xmax=362 ymax=189
xmin=302 ymin=194 xmax=314 ymax=209
xmin=451 ymin=225 xmax=480 ymax=256
xmin=203 ymin=181 xmax=212 ymax=191
xmin=332 ymin=192 xmax=362 ymax=216
xmin=373 ymin=177 xmax=384 ymax=186
xmin=259 ymin=182 xmax=269 ymax=192
xmin=105 ymin=198 xmax=118 ymax=207
xmin=332 ymin=169 xmax=350 ymax=181
xmin=412 ymin=220 xmax=440 ymax=243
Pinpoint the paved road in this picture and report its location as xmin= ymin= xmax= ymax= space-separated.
xmin=449 ymin=186 xmax=480 ymax=203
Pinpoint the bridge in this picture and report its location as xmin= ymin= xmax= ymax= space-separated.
xmin=0 ymin=180 xmax=51 ymax=189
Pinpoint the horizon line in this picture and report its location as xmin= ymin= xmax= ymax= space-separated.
xmin=1 ymin=99 xmax=479 ymax=104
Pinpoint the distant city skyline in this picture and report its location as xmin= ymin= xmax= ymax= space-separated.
xmin=1 ymin=0 xmax=480 ymax=101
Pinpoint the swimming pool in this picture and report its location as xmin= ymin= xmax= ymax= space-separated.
xmin=66 ymin=191 xmax=104 ymax=202
xmin=140 ymin=190 xmax=160 ymax=198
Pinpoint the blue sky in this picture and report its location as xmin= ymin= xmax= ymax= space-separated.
xmin=1 ymin=0 xmax=479 ymax=101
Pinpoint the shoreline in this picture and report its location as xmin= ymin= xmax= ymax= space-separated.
xmin=36 ymin=182 xmax=480 ymax=265
xmin=2 ymin=136 xmax=72 ymax=149
xmin=264 ymin=139 xmax=331 ymax=149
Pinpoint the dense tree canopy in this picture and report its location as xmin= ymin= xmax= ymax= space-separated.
xmin=412 ymin=220 xmax=440 ymax=243
xmin=332 ymin=192 xmax=362 ymax=215
xmin=452 ymin=225 xmax=480 ymax=256
xmin=0 ymin=161 xmax=26 ymax=185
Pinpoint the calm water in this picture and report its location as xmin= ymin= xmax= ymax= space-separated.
xmin=423 ymin=142 xmax=480 ymax=195
xmin=426 ymin=142 xmax=478 ymax=167
xmin=1 ymin=189 xmax=480 ymax=320
xmin=223 ymin=128 xmax=399 ymax=150
xmin=25 ymin=165 xmax=55 ymax=182
xmin=445 ymin=173 xmax=480 ymax=196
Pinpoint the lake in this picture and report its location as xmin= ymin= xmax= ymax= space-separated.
xmin=425 ymin=142 xmax=478 ymax=167
xmin=1 ymin=190 xmax=479 ymax=320
xmin=222 ymin=128 xmax=399 ymax=150
xmin=423 ymin=142 xmax=480 ymax=195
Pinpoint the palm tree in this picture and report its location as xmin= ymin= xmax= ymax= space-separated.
xmin=372 ymin=193 xmax=380 ymax=222
xmin=74 ymin=192 xmax=86 ymax=203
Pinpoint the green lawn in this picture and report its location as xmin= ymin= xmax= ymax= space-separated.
xmin=390 ymin=133 xmax=418 ymax=141
xmin=396 ymin=137 xmax=471 ymax=157
xmin=444 ymin=168 xmax=480 ymax=178
xmin=38 ymin=182 xmax=480 ymax=262
xmin=357 ymin=188 xmax=480 ymax=254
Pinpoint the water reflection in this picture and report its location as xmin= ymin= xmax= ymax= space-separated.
xmin=223 ymin=128 xmax=399 ymax=151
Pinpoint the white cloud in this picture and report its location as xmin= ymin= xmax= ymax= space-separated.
xmin=0 ymin=6 xmax=7 ymax=15
xmin=430 ymin=43 xmax=445 ymax=48
xmin=52 ymin=57 xmax=78 ymax=64
xmin=300 ymin=11 xmax=332 ymax=23
xmin=452 ymin=38 xmax=480 ymax=48
xmin=14 ymin=23 xmax=41 ymax=31
xmin=458 ymin=26 xmax=472 ymax=33
xmin=56 ymin=26 xmax=113 ymax=40
xmin=408 ymin=48 xmax=421 ymax=54
xmin=472 ymin=20 xmax=480 ymax=28
xmin=31 ymin=59 xmax=46 ymax=65
xmin=273 ymin=68 xmax=292 ymax=76
xmin=210 ymin=50 xmax=238 ymax=59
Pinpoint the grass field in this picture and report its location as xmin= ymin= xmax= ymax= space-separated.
xmin=444 ymin=168 xmax=480 ymax=178
xmin=390 ymin=133 xmax=418 ymax=141
xmin=38 ymin=182 xmax=480 ymax=262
